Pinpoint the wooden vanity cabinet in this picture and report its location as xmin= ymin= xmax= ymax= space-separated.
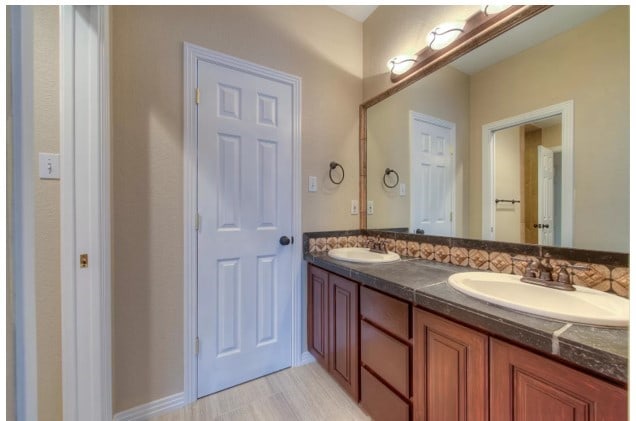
xmin=309 ymin=264 xmax=626 ymax=421
xmin=307 ymin=265 xmax=359 ymax=400
xmin=307 ymin=265 xmax=329 ymax=370
xmin=359 ymin=286 xmax=411 ymax=421
xmin=413 ymin=308 xmax=488 ymax=421
xmin=490 ymin=338 xmax=627 ymax=421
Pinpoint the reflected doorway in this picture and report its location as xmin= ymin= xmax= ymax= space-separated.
xmin=493 ymin=117 xmax=562 ymax=245
xmin=482 ymin=100 xmax=573 ymax=247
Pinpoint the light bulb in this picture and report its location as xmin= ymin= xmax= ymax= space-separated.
xmin=481 ymin=5 xmax=511 ymax=16
xmin=426 ymin=21 xmax=466 ymax=50
xmin=386 ymin=55 xmax=418 ymax=75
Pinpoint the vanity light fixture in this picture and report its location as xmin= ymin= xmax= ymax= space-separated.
xmin=386 ymin=55 xmax=418 ymax=75
xmin=426 ymin=21 xmax=466 ymax=50
xmin=481 ymin=5 xmax=511 ymax=16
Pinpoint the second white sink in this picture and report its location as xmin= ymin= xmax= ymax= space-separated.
xmin=448 ymin=272 xmax=629 ymax=327
xmin=328 ymin=247 xmax=401 ymax=263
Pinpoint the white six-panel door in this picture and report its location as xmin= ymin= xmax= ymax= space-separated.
xmin=410 ymin=112 xmax=455 ymax=236
xmin=196 ymin=59 xmax=293 ymax=397
xmin=538 ymin=145 xmax=555 ymax=246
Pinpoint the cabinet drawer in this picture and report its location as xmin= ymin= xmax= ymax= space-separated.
xmin=360 ymin=367 xmax=410 ymax=421
xmin=360 ymin=286 xmax=410 ymax=341
xmin=361 ymin=320 xmax=410 ymax=397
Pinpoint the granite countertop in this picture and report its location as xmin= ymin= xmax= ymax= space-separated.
xmin=305 ymin=252 xmax=628 ymax=385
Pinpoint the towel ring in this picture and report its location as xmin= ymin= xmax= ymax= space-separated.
xmin=383 ymin=168 xmax=399 ymax=188
xmin=329 ymin=161 xmax=344 ymax=185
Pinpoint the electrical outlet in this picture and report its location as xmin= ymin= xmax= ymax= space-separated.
xmin=308 ymin=176 xmax=317 ymax=192
xmin=399 ymin=183 xmax=406 ymax=196
xmin=350 ymin=199 xmax=359 ymax=215
xmin=367 ymin=200 xmax=374 ymax=215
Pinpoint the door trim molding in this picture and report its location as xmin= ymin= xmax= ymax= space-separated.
xmin=10 ymin=6 xmax=39 ymax=420
xmin=183 ymin=42 xmax=302 ymax=404
xmin=60 ymin=6 xmax=112 ymax=420
xmin=481 ymin=100 xmax=574 ymax=246
xmin=409 ymin=111 xmax=457 ymax=236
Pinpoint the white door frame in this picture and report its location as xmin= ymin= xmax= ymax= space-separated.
xmin=60 ymin=6 xmax=112 ymax=421
xmin=10 ymin=6 xmax=39 ymax=420
xmin=409 ymin=111 xmax=456 ymax=236
xmin=183 ymin=43 xmax=302 ymax=404
xmin=482 ymin=100 xmax=573 ymax=246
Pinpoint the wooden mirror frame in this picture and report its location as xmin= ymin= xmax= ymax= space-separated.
xmin=359 ymin=5 xmax=551 ymax=229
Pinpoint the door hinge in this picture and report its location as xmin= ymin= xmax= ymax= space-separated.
xmin=195 ymin=88 xmax=200 ymax=104
xmin=80 ymin=253 xmax=88 ymax=268
xmin=195 ymin=337 xmax=200 ymax=355
xmin=450 ymin=211 xmax=453 ymax=222
xmin=195 ymin=213 xmax=201 ymax=231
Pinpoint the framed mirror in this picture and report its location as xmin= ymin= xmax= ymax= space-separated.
xmin=360 ymin=5 xmax=628 ymax=253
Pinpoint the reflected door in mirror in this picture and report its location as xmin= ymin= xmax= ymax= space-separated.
xmin=410 ymin=112 xmax=455 ymax=236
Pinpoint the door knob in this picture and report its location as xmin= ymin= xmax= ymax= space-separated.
xmin=279 ymin=236 xmax=292 ymax=246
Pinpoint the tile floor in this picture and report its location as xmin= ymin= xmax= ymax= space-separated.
xmin=150 ymin=363 xmax=371 ymax=421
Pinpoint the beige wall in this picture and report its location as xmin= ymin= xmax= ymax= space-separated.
xmin=111 ymin=6 xmax=362 ymax=412
xmin=542 ymin=124 xmax=562 ymax=149
xmin=469 ymin=7 xmax=629 ymax=252
xmin=494 ymin=126 xmax=522 ymax=243
xmin=32 ymin=6 xmax=63 ymax=421
xmin=367 ymin=66 xmax=469 ymax=233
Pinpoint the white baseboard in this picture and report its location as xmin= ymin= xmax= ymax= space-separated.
xmin=299 ymin=351 xmax=316 ymax=366
xmin=113 ymin=392 xmax=185 ymax=421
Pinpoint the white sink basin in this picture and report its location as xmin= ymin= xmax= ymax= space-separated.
xmin=448 ymin=272 xmax=629 ymax=327
xmin=328 ymin=247 xmax=401 ymax=263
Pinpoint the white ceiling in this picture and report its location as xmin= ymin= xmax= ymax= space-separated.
xmin=452 ymin=5 xmax=615 ymax=75
xmin=329 ymin=5 xmax=378 ymax=22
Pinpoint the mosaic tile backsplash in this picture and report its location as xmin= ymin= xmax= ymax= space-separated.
xmin=305 ymin=230 xmax=629 ymax=298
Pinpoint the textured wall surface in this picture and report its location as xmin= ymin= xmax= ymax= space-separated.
xmin=33 ymin=6 xmax=62 ymax=420
xmin=111 ymin=6 xmax=362 ymax=412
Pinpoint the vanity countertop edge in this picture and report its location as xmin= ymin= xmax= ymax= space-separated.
xmin=304 ymin=252 xmax=628 ymax=385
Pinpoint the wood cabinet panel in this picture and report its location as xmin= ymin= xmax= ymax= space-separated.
xmin=360 ymin=367 xmax=410 ymax=421
xmin=360 ymin=320 xmax=410 ymax=398
xmin=329 ymin=273 xmax=359 ymax=401
xmin=307 ymin=265 xmax=329 ymax=369
xmin=413 ymin=308 xmax=488 ymax=421
xmin=360 ymin=286 xmax=410 ymax=341
xmin=490 ymin=338 xmax=627 ymax=421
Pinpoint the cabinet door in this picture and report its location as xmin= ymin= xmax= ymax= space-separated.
xmin=329 ymin=273 xmax=359 ymax=401
xmin=413 ymin=308 xmax=488 ymax=421
xmin=307 ymin=265 xmax=329 ymax=369
xmin=490 ymin=338 xmax=627 ymax=421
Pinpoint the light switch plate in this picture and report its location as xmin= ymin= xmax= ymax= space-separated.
xmin=308 ymin=176 xmax=317 ymax=192
xmin=367 ymin=200 xmax=374 ymax=215
xmin=39 ymin=153 xmax=60 ymax=179
xmin=351 ymin=199 xmax=359 ymax=215
xmin=399 ymin=183 xmax=406 ymax=196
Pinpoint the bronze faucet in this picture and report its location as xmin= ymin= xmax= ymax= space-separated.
xmin=518 ymin=253 xmax=587 ymax=291
xmin=367 ymin=236 xmax=388 ymax=254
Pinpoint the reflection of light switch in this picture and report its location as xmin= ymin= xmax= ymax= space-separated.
xmin=351 ymin=200 xmax=359 ymax=215
xmin=308 ymin=176 xmax=317 ymax=192
xmin=39 ymin=153 xmax=60 ymax=179
xmin=367 ymin=200 xmax=374 ymax=215
xmin=399 ymin=183 xmax=406 ymax=196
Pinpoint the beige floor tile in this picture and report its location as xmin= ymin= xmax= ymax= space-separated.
xmin=149 ymin=363 xmax=370 ymax=421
